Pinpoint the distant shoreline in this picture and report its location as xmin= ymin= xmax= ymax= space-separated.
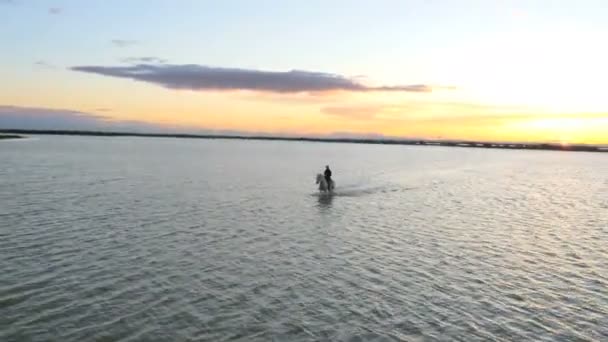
xmin=0 ymin=134 xmax=23 ymax=140
xmin=1 ymin=129 xmax=606 ymax=153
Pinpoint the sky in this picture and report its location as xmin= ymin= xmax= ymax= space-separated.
xmin=1 ymin=0 xmax=608 ymax=143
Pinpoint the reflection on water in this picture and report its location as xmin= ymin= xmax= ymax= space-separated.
xmin=316 ymin=192 xmax=334 ymax=209
xmin=1 ymin=136 xmax=607 ymax=341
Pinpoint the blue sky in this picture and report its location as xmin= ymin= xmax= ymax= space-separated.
xmin=5 ymin=0 xmax=604 ymax=73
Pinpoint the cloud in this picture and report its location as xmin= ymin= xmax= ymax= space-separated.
xmin=321 ymin=101 xmax=608 ymax=124
xmin=0 ymin=105 xmax=269 ymax=136
xmin=48 ymin=7 xmax=61 ymax=14
xmin=34 ymin=60 xmax=57 ymax=69
xmin=373 ymin=85 xmax=433 ymax=92
xmin=70 ymin=63 xmax=440 ymax=94
xmin=321 ymin=104 xmax=423 ymax=121
xmin=238 ymin=91 xmax=344 ymax=105
xmin=111 ymin=39 xmax=138 ymax=48
xmin=419 ymin=112 xmax=608 ymax=125
xmin=0 ymin=105 xmax=415 ymax=139
xmin=0 ymin=105 xmax=170 ymax=132
xmin=120 ymin=56 xmax=168 ymax=64
xmin=1 ymin=105 xmax=114 ymax=130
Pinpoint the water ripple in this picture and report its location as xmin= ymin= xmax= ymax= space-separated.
xmin=1 ymin=137 xmax=607 ymax=341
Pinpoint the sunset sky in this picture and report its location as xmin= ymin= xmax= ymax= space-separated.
xmin=1 ymin=0 xmax=608 ymax=143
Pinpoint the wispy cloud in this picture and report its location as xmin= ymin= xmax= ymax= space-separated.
xmin=1 ymin=105 xmax=112 ymax=130
xmin=0 ymin=105 xmax=277 ymax=136
xmin=70 ymin=64 xmax=442 ymax=94
xmin=321 ymin=102 xmax=608 ymax=125
xmin=111 ymin=39 xmax=138 ymax=48
xmin=322 ymin=103 xmax=424 ymax=121
xmin=0 ymin=105 xmax=179 ymax=133
xmin=120 ymin=56 xmax=168 ymax=64
xmin=418 ymin=112 xmax=608 ymax=124
xmin=48 ymin=7 xmax=61 ymax=14
xmin=0 ymin=105 xmax=415 ymax=139
xmin=0 ymin=105 xmax=319 ymax=137
xmin=34 ymin=60 xmax=57 ymax=69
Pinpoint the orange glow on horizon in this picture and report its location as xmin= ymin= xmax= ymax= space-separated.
xmin=2 ymin=71 xmax=608 ymax=144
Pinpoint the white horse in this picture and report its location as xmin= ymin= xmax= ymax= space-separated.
xmin=316 ymin=173 xmax=335 ymax=192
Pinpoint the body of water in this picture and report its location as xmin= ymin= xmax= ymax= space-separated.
xmin=1 ymin=136 xmax=607 ymax=341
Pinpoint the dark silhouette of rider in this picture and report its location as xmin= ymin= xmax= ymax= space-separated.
xmin=324 ymin=165 xmax=332 ymax=190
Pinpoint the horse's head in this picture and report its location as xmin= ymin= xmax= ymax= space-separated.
xmin=316 ymin=173 xmax=324 ymax=184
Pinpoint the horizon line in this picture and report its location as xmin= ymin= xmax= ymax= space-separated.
xmin=1 ymin=129 xmax=607 ymax=153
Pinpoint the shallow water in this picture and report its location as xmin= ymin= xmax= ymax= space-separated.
xmin=1 ymin=136 xmax=607 ymax=341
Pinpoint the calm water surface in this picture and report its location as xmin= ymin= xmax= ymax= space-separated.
xmin=1 ymin=136 xmax=607 ymax=341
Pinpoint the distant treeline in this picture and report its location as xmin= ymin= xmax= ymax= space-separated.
xmin=1 ymin=129 xmax=606 ymax=153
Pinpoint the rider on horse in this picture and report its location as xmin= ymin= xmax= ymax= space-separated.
xmin=324 ymin=165 xmax=332 ymax=190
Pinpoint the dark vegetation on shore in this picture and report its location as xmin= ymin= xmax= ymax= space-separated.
xmin=0 ymin=134 xmax=23 ymax=140
xmin=1 ymin=129 xmax=606 ymax=153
